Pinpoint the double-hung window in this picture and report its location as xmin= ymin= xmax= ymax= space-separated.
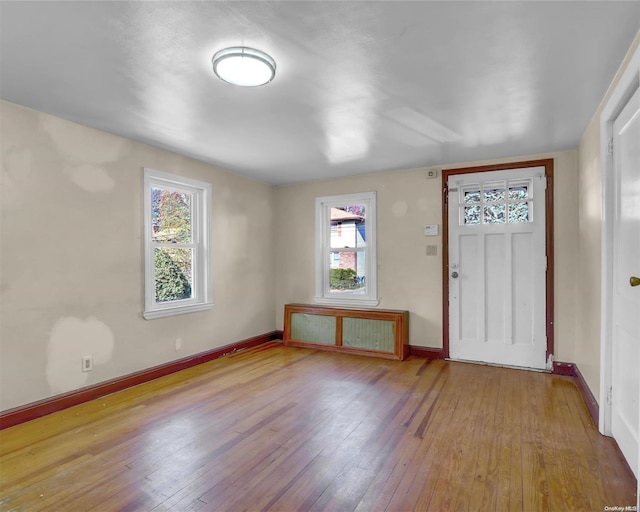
xmin=315 ymin=191 xmax=378 ymax=307
xmin=143 ymin=169 xmax=212 ymax=319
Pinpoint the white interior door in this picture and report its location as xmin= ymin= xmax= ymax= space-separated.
xmin=611 ymin=87 xmax=640 ymax=479
xmin=448 ymin=167 xmax=547 ymax=369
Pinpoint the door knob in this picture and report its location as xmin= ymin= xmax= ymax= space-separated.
xmin=631 ymin=276 xmax=640 ymax=287
xmin=451 ymin=271 xmax=459 ymax=279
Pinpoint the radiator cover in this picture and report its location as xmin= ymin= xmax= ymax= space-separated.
xmin=284 ymin=304 xmax=409 ymax=360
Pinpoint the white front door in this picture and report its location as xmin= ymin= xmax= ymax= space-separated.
xmin=448 ymin=167 xmax=547 ymax=369
xmin=611 ymin=87 xmax=640 ymax=479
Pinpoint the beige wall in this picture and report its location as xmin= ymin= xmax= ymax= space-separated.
xmin=576 ymin=32 xmax=640 ymax=404
xmin=0 ymin=101 xmax=276 ymax=412
xmin=4 ymin=32 xmax=637 ymax=413
xmin=274 ymin=149 xmax=579 ymax=360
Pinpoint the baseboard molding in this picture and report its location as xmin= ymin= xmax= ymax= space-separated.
xmin=551 ymin=361 xmax=575 ymax=376
xmin=409 ymin=346 xmax=445 ymax=359
xmin=553 ymin=361 xmax=599 ymax=426
xmin=573 ymin=365 xmax=600 ymax=428
xmin=0 ymin=331 xmax=280 ymax=430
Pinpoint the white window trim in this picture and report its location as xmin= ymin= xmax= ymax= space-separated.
xmin=315 ymin=191 xmax=379 ymax=307
xmin=143 ymin=168 xmax=213 ymax=319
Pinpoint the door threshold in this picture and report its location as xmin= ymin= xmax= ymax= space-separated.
xmin=446 ymin=358 xmax=549 ymax=373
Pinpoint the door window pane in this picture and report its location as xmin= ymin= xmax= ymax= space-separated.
xmin=509 ymin=185 xmax=528 ymax=200
xmin=509 ymin=202 xmax=530 ymax=223
xmin=464 ymin=190 xmax=481 ymax=203
xmin=484 ymin=187 xmax=505 ymax=202
xmin=464 ymin=205 xmax=481 ymax=224
xmin=484 ymin=204 xmax=506 ymax=224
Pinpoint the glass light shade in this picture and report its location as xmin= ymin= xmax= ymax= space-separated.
xmin=212 ymin=47 xmax=276 ymax=87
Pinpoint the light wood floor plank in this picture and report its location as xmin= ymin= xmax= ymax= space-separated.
xmin=0 ymin=343 xmax=636 ymax=511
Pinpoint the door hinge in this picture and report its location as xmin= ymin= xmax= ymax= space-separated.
xmin=608 ymin=138 xmax=614 ymax=157
xmin=544 ymin=256 xmax=548 ymax=271
xmin=607 ymin=386 xmax=613 ymax=405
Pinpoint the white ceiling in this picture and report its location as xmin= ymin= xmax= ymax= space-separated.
xmin=1 ymin=2 xmax=638 ymax=185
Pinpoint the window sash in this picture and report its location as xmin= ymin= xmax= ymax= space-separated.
xmin=143 ymin=168 xmax=212 ymax=319
xmin=315 ymin=192 xmax=378 ymax=307
xmin=153 ymin=246 xmax=195 ymax=304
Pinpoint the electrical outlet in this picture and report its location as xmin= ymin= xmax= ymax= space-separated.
xmin=175 ymin=338 xmax=182 ymax=351
xmin=426 ymin=245 xmax=438 ymax=256
xmin=82 ymin=355 xmax=93 ymax=372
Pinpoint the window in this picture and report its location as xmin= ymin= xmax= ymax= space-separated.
xmin=461 ymin=179 xmax=532 ymax=225
xmin=143 ymin=169 xmax=212 ymax=319
xmin=315 ymin=192 xmax=378 ymax=307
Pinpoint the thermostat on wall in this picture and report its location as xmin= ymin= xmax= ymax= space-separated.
xmin=424 ymin=224 xmax=439 ymax=236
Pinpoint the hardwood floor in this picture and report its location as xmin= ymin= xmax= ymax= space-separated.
xmin=0 ymin=342 xmax=636 ymax=511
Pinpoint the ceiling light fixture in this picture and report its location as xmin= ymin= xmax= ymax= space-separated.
xmin=212 ymin=46 xmax=276 ymax=87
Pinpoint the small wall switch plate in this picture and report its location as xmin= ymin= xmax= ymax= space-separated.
xmin=426 ymin=245 xmax=438 ymax=256
xmin=426 ymin=169 xmax=439 ymax=179
xmin=424 ymin=224 xmax=439 ymax=236
xmin=175 ymin=338 xmax=182 ymax=351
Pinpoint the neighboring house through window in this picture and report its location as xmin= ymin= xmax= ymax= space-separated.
xmin=143 ymin=168 xmax=212 ymax=319
xmin=315 ymin=192 xmax=378 ymax=307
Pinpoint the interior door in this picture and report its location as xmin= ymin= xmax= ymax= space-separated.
xmin=448 ymin=167 xmax=547 ymax=369
xmin=611 ymin=87 xmax=640 ymax=479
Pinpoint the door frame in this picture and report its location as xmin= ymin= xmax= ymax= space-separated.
xmin=599 ymin=44 xmax=639 ymax=438
xmin=442 ymin=159 xmax=555 ymax=365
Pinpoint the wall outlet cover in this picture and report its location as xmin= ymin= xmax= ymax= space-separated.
xmin=82 ymin=355 xmax=93 ymax=372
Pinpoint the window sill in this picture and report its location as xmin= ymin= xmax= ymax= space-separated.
xmin=143 ymin=302 xmax=213 ymax=320
xmin=314 ymin=296 xmax=380 ymax=308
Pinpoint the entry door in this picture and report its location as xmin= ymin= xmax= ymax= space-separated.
xmin=611 ymin=87 xmax=639 ymax=478
xmin=448 ymin=167 xmax=547 ymax=369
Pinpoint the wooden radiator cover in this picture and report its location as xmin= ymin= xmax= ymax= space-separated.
xmin=283 ymin=304 xmax=409 ymax=360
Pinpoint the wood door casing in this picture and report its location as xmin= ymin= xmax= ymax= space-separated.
xmin=442 ymin=158 xmax=555 ymax=362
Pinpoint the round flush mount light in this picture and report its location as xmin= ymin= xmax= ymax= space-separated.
xmin=212 ymin=46 xmax=276 ymax=87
